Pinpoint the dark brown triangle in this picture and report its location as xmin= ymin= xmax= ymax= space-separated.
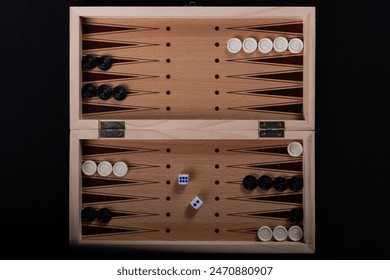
xmin=250 ymin=71 xmax=303 ymax=82
xmin=127 ymin=89 xmax=159 ymax=96
xmin=82 ymin=145 xmax=133 ymax=156
xmin=227 ymin=160 xmax=302 ymax=172
xmin=228 ymin=55 xmax=303 ymax=66
xmin=82 ymin=193 xmax=158 ymax=204
xmin=83 ymin=40 xmax=135 ymax=50
xmin=247 ymin=103 xmax=303 ymax=114
xmin=247 ymin=194 xmax=303 ymax=204
xmin=237 ymin=210 xmax=291 ymax=219
xmin=82 ymin=193 xmax=135 ymax=204
xmin=228 ymin=22 xmax=303 ymax=34
xmin=111 ymin=211 xmax=158 ymax=218
xmin=82 ymin=225 xmax=137 ymax=236
xmin=227 ymin=146 xmax=289 ymax=155
xmin=83 ymin=24 xmax=138 ymax=34
xmin=112 ymin=57 xmax=159 ymax=64
xmin=82 ymin=72 xmax=140 ymax=83
xmin=82 ymin=177 xmax=144 ymax=188
xmin=82 ymin=104 xmax=130 ymax=114
xmin=227 ymin=193 xmax=302 ymax=204
xmin=227 ymin=228 xmax=258 ymax=234
xmin=227 ymin=87 xmax=303 ymax=98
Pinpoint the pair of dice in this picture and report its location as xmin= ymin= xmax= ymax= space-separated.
xmin=82 ymin=84 xmax=128 ymax=101
xmin=81 ymin=207 xmax=112 ymax=223
xmin=257 ymin=225 xmax=303 ymax=242
xmin=82 ymin=55 xmax=112 ymax=71
xmin=243 ymin=175 xmax=303 ymax=192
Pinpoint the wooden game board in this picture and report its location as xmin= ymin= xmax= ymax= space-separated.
xmin=69 ymin=7 xmax=315 ymax=253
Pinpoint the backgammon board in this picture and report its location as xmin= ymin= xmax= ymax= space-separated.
xmin=69 ymin=7 xmax=315 ymax=253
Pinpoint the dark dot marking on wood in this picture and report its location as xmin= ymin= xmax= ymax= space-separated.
xmin=166 ymin=212 xmax=171 ymax=217
xmin=166 ymin=74 xmax=171 ymax=79
xmin=215 ymin=42 xmax=219 ymax=47
xmin=215 ymin=229 xmax=220 ymax=233
xmin=166 ymin=180 xmax=171 ymax=185
xmin=166 ymin=90 xmax=171 ymax=95
xmin=166 ymin=148 xmax=171 ymax=153
xmin=215 ymin=164 xmax=219 ymax=169
xmin=215 ymin=180 xmax=220 ymax=185
xmin=215 ymin=213 xmax=220 ymax=217
xmin=166 ymin=164 xmax=171 ymax=169
xmin=166 ymin=42 xmax=171 ymax=47
xmin=215 ymin=196 xmax=220 ymax=201
xmin=215 ymin=74 xmax=219 ymax=79
xmin=215 ymin=90 xmax=219 ymax=95
xmin=215 ymin=26 xmax=219 ymax=31
xmin=166 ymin=58 xmax=171 ymax=63
xmin=166 ymin=106 xmax=171 ymax=111
xmin=166 ymin=196 xmax=171 ymax=201
xmin=215 ymin=58 xmax=219 ymax=63
xmin=166 ymin=26 xmax=171 ymax=31
xmin=215 ymin=148 xmax=220 ymax=153
xmin=166 ymin=228 xmax=171 ymax=233
xmin=215 ymin=106 xmax=220 ymax=111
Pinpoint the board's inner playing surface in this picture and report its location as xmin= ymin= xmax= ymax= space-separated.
xmin=81 ymin=18 xmax=305 ymax=120
xmin=81 ymin=139 xmax=304 ymax=241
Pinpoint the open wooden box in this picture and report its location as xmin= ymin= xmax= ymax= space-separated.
xmin=69 ymin=6 xmax=315 ymax=253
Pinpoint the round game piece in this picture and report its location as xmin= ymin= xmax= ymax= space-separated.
xmin=273 ymin=177 xmax=288 ymax=192
xmin=273 ymin=37 xmax=289 ymax=52
xmin=227 ymin=38 xmax=242 ymax=53
xmin=81 ymin=207 xmax=97 ymax=222
xmin=258 ymin=38 xmax=273 ymax=53
xmin=113 ymin=161 xmax=128 ymax=177
xmin=289 ymin=176 xmax=304 ymax=192
xmin=97 ymin=84 xmax=112 ymax=100
xmin=97 ymin=56 xmax=112 ymax=71
xmin=258 ymin=175 xmax=273 ymax=190
xmin=81 ymin=83 xmax=97 ymax=98
xmin=81 ymin=55 xmax=97 ymax=69
xmin=288 ymin=38 xmax=304 ymax=53
xmin=242 ymin=38 xmax=258 ymax=53
xmin=97 ymin=208 xmax=112 ymax=223
xmin=287 ymin=142 xmax=303 ymax=157
xmin=288 ymin=208 xmax=304 ymax=224
xmin=257 ymin=226 xmax=273 ymax=242
xmin=82 ymin=160 xmax=97 ymax=176
xmin=242 ymin=175 xmax=258 ymax=190
xmin=288 ymin=225 xmax=303 ymax=241
xmin=112 ymin=86 xmax=128 ymax=101
xmin=97 ymin=161 xmax=113 ymax=177
xmin=273 ymin=225 xmax=288 ymax=241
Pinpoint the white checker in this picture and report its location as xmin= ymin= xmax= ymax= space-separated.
xmin=258 ymin=38 xmax=273 ymax=53
xmin=257 ymin=226 xmax=273 ymax=242
xmin=273 ymin=37 xmax=289 ymax=52
xmin=227 ymin=38 xmax=242 ymax=53
xmin=288 ymin=225 xmax=303 ymax=241
xmin=82 ymin=160 xmax=97 ymax=176
xmin=113 ymin=161 xmax=128 ymax=177
xmin=287 ymin=142 xmax=303 ymax=157
xmin=97 ymin=161 xmax=113 ymax=177
xmin=273 ymin=225 xmax=288 ymax=241
xmin=288 ymin=38 xmax=304 ymax=53
xmin=242 ymin=38 xmax=257 ymax=53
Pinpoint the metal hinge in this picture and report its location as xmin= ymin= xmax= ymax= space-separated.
xmin=99 ymin=121 xmax=125 ymax=138
xmin=259 ymin=121 xmax=285 ymax=138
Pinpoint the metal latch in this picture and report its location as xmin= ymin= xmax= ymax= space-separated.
xmin=259 ymin=121 xmax=285 ymax=138
xmin=99 ymin=121 xmax=125 ymax=138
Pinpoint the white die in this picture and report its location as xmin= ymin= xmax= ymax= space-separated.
xmin=190 ymin=196 xmax=203 ymax=209
xmin=178 ymin=174 xmax=189 ymax=185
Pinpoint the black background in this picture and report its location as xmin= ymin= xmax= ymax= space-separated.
xmin=0 ymin=0 xmax=389 ymax=260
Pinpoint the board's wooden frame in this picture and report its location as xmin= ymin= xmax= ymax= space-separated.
xmin=69 ymin=6 xmax=315 ymax=253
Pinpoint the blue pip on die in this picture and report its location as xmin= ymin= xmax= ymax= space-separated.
xmin=190 ymin=196 xmax=203 ymax=209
